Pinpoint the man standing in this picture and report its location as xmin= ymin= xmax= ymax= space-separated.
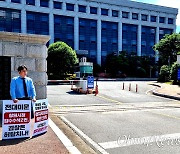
xmin=10 ymin=65 xmax=36 ymax=118
xmin=10 ymin=65 xmax=36 ymax=103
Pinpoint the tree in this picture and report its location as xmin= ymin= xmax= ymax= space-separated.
xmin=105 ymin=51 xmax=156 ymax=78
xmin=47 ymin=42 xmax=78 ymax=79
xmin=153 ymin=33 xmax=180 ymax=65
xmin=170 ymin=62 xmax=180 ymax=84
xmin=105 ymin=53 xmax=121 ymax=77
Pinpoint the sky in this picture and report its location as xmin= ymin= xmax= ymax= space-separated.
xmin=131 ymin=0 xmax=180 ymax=33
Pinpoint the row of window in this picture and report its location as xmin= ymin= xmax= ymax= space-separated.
xmin=123 ymin=12 xmax=174 ymax=24
xmin=0 ymin=0 xmax=175 ymax=25
xmin=0 ymin=8 xmax=173 ymax=57
xmin=0 ymin=9 xmax=173 ymax=36
xmin=0 ymin=8 xmax=174 ymax=64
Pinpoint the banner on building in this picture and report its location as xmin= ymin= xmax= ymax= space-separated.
xmin=33 ymin=99 xmax=48 ymax=137
xmin=2 ymin=100 xmax=31 ymax=140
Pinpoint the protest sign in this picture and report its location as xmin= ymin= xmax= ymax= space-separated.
xmin=33 ymin=99 xmax=48 ymax=137
xmin=2 ymin=100 xmax=31 ymax=140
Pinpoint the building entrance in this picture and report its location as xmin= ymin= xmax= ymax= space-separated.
xmin=0 ymin=56 xmax=11 ymax=100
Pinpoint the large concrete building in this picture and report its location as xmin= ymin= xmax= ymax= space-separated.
xmin=0 ymin=0 xmax=178 ymax=65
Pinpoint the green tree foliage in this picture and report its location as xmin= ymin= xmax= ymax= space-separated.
xmin=153 ymin=33 xmax=180 ymax=65
xmin=47 ymin=42 xmax=78 ymax=79
xmin=158 ymin=65 xmax=170 ymax=82
xmin=105 ymin=53 xmax=123 ymax=77
xmin=158 ymin=62 xmax=180 ymax=84
xmin=93 ymin=63 xmax=104 ymax=77
xmin=170 ymin=62 xmax=180 ymax=84
xmin=105 ymin=51 xmax=156 ymax=78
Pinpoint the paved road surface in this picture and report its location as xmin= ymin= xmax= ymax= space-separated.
xmin=47 ymin=81 xmax=180 ymax=154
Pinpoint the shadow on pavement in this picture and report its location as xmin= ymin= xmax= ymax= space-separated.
xmin=0 ymin=137 xmax=31 ymax=146
xmin=66 ymin=91 xmax=84 ymax=95
xmin=31 ymin=132 xmax=47 ymax=139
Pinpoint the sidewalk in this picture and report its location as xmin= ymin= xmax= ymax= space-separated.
xmin=151 ymin=82 xmax=180 ymax=100
xmin=0 ymin=118 xmax=69 ymax=154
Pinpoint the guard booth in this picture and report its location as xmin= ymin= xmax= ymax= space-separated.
xmin=79 ymin=57 xmax=93 ymax=79
xmin=72 ymin=57 xmax=94 ymax=92
xmin=0 ymin=56 xmax=11 ymax=100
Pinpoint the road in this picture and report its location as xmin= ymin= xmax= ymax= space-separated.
xmin=47 ymin=81 xmax=180 ymax=154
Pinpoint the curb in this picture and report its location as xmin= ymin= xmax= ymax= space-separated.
xmin=49 ymin=118 xmax=81 ymax=154
xmin=60 ymin=116 xmax=109 ymax=154
xmin=152 ymin=90 xmax=180 ymax=101
xmin=148 ymin=82 xmax=180 ymax=101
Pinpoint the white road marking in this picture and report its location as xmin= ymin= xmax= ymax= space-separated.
xmin=48 ymin=118 xmax=81 ymax=154
xmin=61 ymin=116 xmax=109 ymax=154
xmin=52 ymin=104 xmax=115 ymax=107
xmin=99 ymin=133 xmax=180 ymax=149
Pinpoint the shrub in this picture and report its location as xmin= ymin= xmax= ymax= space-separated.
xmin=158 ymin=65 xmax=170 ymax=82
xmin=170 ymin=62 xmax=180 ymax=84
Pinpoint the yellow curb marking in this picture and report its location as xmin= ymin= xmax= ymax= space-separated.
xmin=97 ymin=95 xmax=123 ymax=104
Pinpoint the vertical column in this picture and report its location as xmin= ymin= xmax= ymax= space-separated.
xmin=138 ymin=13 xmax=141 ymax=20
xmin=36 ymin=0 xmax=40 ymax=7
xmin=173 ymin=24 xmax=176 ymax=33
xmin=165 ymin=17 xmax=168 ymax=24
xmin=49 ymin=0 xmax=54 ymax=44
xmin=119 ymin=10 xmax=122 ymax=19
xmin=97 ymin=19 xmax=101 ymax=65
xmin=62 ymin=2 xmax=66 ymax=11
xmin=129 ymin=12 xmax=132 ymax=20
xmin=148 ymin=14 xmax=151 ymax=22
xmin=21 ymin=9 xmax=26 ymax=33
xmin=155 ymin=27 xmax=160 ymax=61
xmin=137 ymin=24 xmax=142 ymax=56
xmin=74 ymin=16 xmax=79 ymax=51
xmin=21 ymin=0 xmax=26 ymax=33
xmin=75 ymin=3 xmax=78 ymax=12
xmin=87 ymin=4 xmax=90 ymax=14
xmin=6 ymin=0 xmax=10 ymax=3
xmin=173 ymin=26 xmax=177 ymax=33
xmin=118 ymin=22 xmax=122 ymax=54
xmin=108 ymin=9 xmax=112 ymax=17
xmin=97 ymin=6 xmax=101 ymax=15
xmin=173 ymin=16 xmax=176 ymax=32
xmin=49 ymin=13 xmax=54 ymax=44
xmin=157 ymin=15 xmax=159 ymax=23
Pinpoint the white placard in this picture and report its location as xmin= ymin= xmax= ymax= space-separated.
xmin=33 ymin=99 xmax=48 ymax=137
xmin=2 ymin=100 xmax=31 ymax=140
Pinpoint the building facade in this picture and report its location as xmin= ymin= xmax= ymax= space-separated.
xmin=0 ymin=0 xmax=178 ymax=65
